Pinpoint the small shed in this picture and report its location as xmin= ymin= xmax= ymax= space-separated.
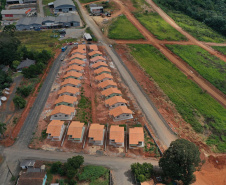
xmin=83 ymin=33 xmax=92 ymax=41
xmin=20 ymin=159 xmax=36 ymax=169
xmin=17 ymin=58 xmax=35 ymax=71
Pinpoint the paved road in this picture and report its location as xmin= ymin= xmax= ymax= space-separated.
xmin=76 ymin=0 xmax=177 ymax=149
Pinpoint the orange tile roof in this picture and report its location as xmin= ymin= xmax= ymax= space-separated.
xmin=89 ymin=45 xmax=98 ymax=51
xmin=109 ymin=106 xmax=133 ymax=117
xmin=46 ymin=120 xmax=64 ymax=137
xmin=50 ymin=105 xmax=75 ymax=115
xmin=92 ymin=62 xmax=108 ymax=68
xmin=109 ymin=125 xmax=124 ymax=143
xmin=58 ymin=86 xmax=80 ymax=95
xmin=71 ymin=48 xmax=86 ymax=54
xmin=67 ymin=121 xmax=85 ymax=138
xmin=68 ymin=59 xmax=85 ymax=65
xmin=94 ymin=67 xmax=111 ymax=75
xmin=55 ymin=95 xmax=77 ymax=105
xmin=95 ymin=73 xmax=113 ymax=81
xmin=61 ymin=78 xmax=81 ymax=86
xmin=67 ymin=65 xmax=84 ymax=72
xmin=105 ymin=96 xmax=127 ymax=106
xmin=90 ymin=56 xmax=106 ymax=62
xmin=101 ymin=88 xmax=121 ymax=97
xmin=63 ymin=71 xmax=82 ymax=79
xmin=129 ymin=127 xmax=144 ymax=145
xmin=88 ymin=51 xmax=102 ymax=56
xmin=78 ymin=45 xmax=86 ymax=50
xmin=98 ymin=80 xmax=117 ymax=89
xmin=88 ymin=123 xmax=105 ymax=141
xmin=70 ymin=54 xmax=86 ymax=60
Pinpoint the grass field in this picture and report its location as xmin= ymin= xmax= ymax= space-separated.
xmin=165 ymin=11 xmax=226 ymax=43
xmin=128 ymin=44 xmax=226 ymax=153
xmin=166 ymin=45 xmax=226 ymax=94
xmin=108 ymin=15 xmax=145 ymax=40
xmin=135 ymin=12 xmax=187 ymax=41
xmin=79 ymin=0 xmax=97 ymax=3
xmin=212 ymin=46 xmax=226 ymax=55
xmin=43 ymin=6 xmax=52 ymax=16
xmin=42 ymin=0 xmax=53 ymax=5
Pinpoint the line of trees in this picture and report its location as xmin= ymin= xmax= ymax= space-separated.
xmin=154 ymin=0 xmax=226 ymax=36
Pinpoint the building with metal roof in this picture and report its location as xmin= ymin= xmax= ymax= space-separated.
xmin=54 ymin=0 xmax=76 ymax=13
xmin=1 ymin=9 xmax=28 ymax=20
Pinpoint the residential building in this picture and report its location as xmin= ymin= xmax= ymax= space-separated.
xmin=90 ymin=56 xmax=106 ymax=66
xmin=54 ymin=0 xmax=76 ymax=13
xmin=109 ymin=106 xmax=133 ymax=121
xmin=50 ymin=105 xmax=76 ymax=120
xmin=67 ymin=121 xmax=85 ymax=142
xmin=17 ymin=58 xmax=35 ymax=71
xmin=20 ymin=160 xmax=35 ymax=170
xmin=101 ymin=88 xmax=122 ymax=99
xmin=88 ymin=123 xmax=105 ymax=145
xmin=29 ymin=17 xmax=43 ymax=29
xmin=58 ymin=86 xmax=80 ymax=97
xmin=60 ymin=78 xmax=81 ymax=88
xmin=70 ymin=54 xmax=86 ymax=61
xmin=78 ymin=44 xmax=86 ymax=51
xmin=109 ymin=125 xmax=124 ymax=147
xmin=17 ymin=172 xmax=47 ymax=185
xmin=66 ymin=65 xmax=84 ymax=73
xmin=71 ymin=48 xmax=86 ymax=55
xmin=94 ymin=67 xmax=111 ymax=75
xmin=98 ymin=80 xmax=117 ymax=90
xmin=89 ymin=45 xmax=98 ymax=51
xmin=105 ymin=96 xmax=127 ymax=109
xmin=68 ymin=59 xmax=86 ymax=67
xmin=63 ymin=71 xmax=83 ymax=80
xmin=46 ymin=120 xmax=65 ymax=140
xmin=129 ymin=127 xmax=144 ymax=148
xmin=95 ymin=73 xmax=113 ymax=83
xmin=92 ymin=62 xmax=108 ymax=70
xmin=1 ymin=9 xmax=27 ymax=21
xmin=88 ymin=51 xmax=102 ymax=58
xmin=54 ymin=95 xmax=78 ymax=107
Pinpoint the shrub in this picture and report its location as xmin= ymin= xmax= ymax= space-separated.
xmin=16 ymin=85 xmax=33 ymax=97
xmin=13 ymin=95 xmax=26 ymax=109
xmin=50 ymin=161 xmax=62 ymax=174
xmin=131 ymin=162 xmax=153 ymax=182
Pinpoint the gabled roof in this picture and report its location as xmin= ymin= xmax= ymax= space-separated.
xmin=88 ymin=51 xmax=102 ymax=57
xmin=78 ymin=45 xmax=86 ymax=50
xmin=71 ymin=48 xmax=86 ymax=54
xmin=101 ymin=88 xmax=121 ymax=97
xmin=129 ymin=127 xmax=144 ymax=145
xmin=54 ymin=0 xmax=74 ymax=7
xmin=61 ymin=78 xmax=81 ymax=86
xmin=54 ymin=95 xmax=77 ymax=105
xmin=17 ymin=172 xmax=46 ymax=185
xmin=68 ymin=59 xmax=85 ymax=65
xmin=46 ymin=120 xmax=64 ymax=136
xmin=105 ymin=96 xmax=127 ymax=106
xmin=88 ymin=123 xmax=105 ymax=141
xmin=63 ymin=71 xmax=82 ymax=78
xmin=90 ymin=56 xmax=106 ymax=62
xmin=43 ymin=16 xmax=55 ymax=22
xmin=1 ymin=9 xmax=27 ymax=15
xmin=95 ymin=73 xmax=113 ymax=81
xmin=17 ymin=58 xmax=35 ymax=69
xmin=98 ymin=80 xmax=117 ymax=89
xmin=109 ymin=106 xmax=133 ymax=117
xmin=94 ymin=67 xmax=111 ymax=75
xmin=67 ymin=65 xmax=84 ymax=72
xmin=58 ymin=86 xmax=80 ymax=95
xmin=67 ymin=121 xmax=85 ymax=138
xmin=92 ymin=62 xmax=108 ymax=68
xmin=109 ymin=125 xmax=124 ymax=143
xmin=70 ymin=54 xmax=86 ymax=60
xmin=50 ymin=105 xmax=75 ymax=115
xmin=89 ymin=45 xmax=98 ymax=51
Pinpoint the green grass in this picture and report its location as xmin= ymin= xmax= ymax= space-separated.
xmin=43 ymin=6 xmax=52 ymax=16
xmin=79 ymin=0 xmax=97 ymax=3
xmin=166 ymin=45 xmax=226 ymax=94
xmin=135 ymin=12 xmax=187 ymax=41
xmin=165 ymin=10 xmax=226 ymax=43
xmin=15 ymin=31 xmax=60 ymax=51
xmin=212 ymin=46 xmax=226 ymax=55
xmin=42 ymin=0 xmax=53 ymax=5
xmin=128 ymin=44 xmax=226 ymax=153
xmin=108 ymin=15 xmax=145 ymax=40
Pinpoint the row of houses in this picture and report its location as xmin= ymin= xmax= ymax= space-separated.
xmin=87 ymin=48 xmax=134 ymax=121
xmin=16 ymin=13 xmax=81 ymax=30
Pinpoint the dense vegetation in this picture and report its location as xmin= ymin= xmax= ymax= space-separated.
xmin=131 ymin=163 xmax=153 ymax=182
xmin=153 ymin=0 xmax=226 ymax=37
xmin=108 ymin=15 xmax=145 ymax=40
xmin=129 ymin=44 xmax=226 ymax=152
xmin=0 ymin=70 xmax=12 ymax=93
xmin=166 ymin=45 xmax=226 ymax=94
xmin=0 ymin=0 xmax=6 ymax=20
xmin=135 ymin=12 xmax=187 ymax=41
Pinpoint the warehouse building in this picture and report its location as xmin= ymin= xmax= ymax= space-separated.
xmin=1 ymin=9 xmax=28 ymax=21
xmin=54 ymin=0 xmax=76 ymax=13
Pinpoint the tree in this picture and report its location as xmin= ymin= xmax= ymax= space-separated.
xmin=50 ymin=161 xmax=62 ymax=174
xmin=13 ymin=95 xmax=26 ymax=109
xmin=12 ymin=60 xmax=20 ymax=70
xmin=66 ymin=156 xmax=84 ymax=170
xmin=0 ymin=122 xmax=6 ymax=138
xmin=159 ymin=139 xmax=201 ymax=185
xmin=3 ymin=25 xmax=16 ymax=36
xmin=66 ymin=168 xmax=77 ymax=179
xmin=131 ymin=162 xmax=153 ymax=182
xmin=0 ymin=70 xmax=13 ymax=91
xmin=16 ymin=85 xmax=32 ymax=97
